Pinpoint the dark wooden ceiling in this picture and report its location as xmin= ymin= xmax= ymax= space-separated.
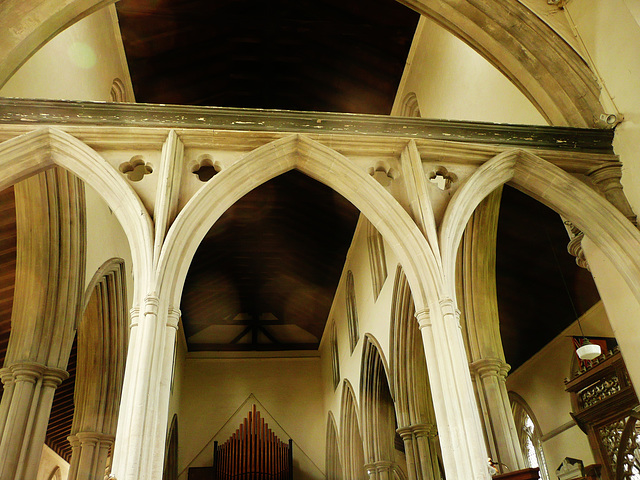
xmin=116 ymin=0 xmax=419 ymax=113
xmin=497 ymin=186 xmax=600 ymax=370
xmin=115 ymin=0 xmax=601 ymax=357
xmin=182 ymin=170 xmax=360 ymax=350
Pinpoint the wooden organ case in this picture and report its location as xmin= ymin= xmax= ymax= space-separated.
xmin=210 ymin=405 xmax=293 ymax=480
xmin=565 ymin=348 xmax=640 ymax=480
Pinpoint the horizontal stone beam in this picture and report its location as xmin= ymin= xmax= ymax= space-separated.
xmin=0 ymin=98 xmax=614 ymax=153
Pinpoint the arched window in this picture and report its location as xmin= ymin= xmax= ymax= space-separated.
xmin=366 ymin=219 xmax=387 ymax=301
xmin=510 ymin=393 xmax=549 ymax=480
xmin=346 ymin=271 xmax=359 ymax=353
xmin=331 ymin=323 xmax=340 ymax=390
xmin=400 ymin=92 xmax=421 ymax=118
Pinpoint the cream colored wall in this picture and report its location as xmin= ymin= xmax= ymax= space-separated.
xmin=319 ymin=215 xmax=401 ymax=463
xmin=506 ymin=302 xmax=614 ymax=473
xmin=564 ymin=0 xmax=640 ymax=216
xmin=178 ymin=355 xmax=325 ymax=479
xmin=0 ymin=5 xmax=133 ymax=102
xmin=393 ymin=16 xmax=546 ymax=125
xmin=36 ymin=445 xmax=69 ymax=480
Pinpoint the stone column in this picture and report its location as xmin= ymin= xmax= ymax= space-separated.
xmin=397 ymin=426 xmax=419 ymax=480
xmin=398 ymin=423 xmax=440 ymax=480
xmin=587 ymin=164 xmax=637 ymax=226
xmin=415 ymin=303 xmax=489 ymax=480
xmin=67 ymin=432 xmax=115 ymax=480
xmin=459 ymin=189 xmax=525 ymax=472
xmin=469 ymin=359 xmax=522 ymax=473
xmin=0 ymin=362 xmax=68 ymax=480
xmin=412 ymin=424 xmax=440 ymax=480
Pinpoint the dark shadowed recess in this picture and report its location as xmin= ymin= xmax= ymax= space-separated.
xmin=496 ymin=185 xmax=601 ymax=371
xmin=181 ymin=170 xmax=360 ymax=351
xmin=116 ymin=0 xmax=419 ymax=114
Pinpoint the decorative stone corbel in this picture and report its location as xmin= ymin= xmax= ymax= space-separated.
xmin=587 ymin=164 xmax=638 ymax=226
xmin=563 ymin=221 xmax=589 ymax=270
xmin=368 ymin=161 xmax=397 ymax=187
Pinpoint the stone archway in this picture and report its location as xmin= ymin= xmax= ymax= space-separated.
xmin=340 ymin=380 xmax=366 ymax=480
xmin=440 ymin=147 xmax=640 ymax=389
xmin=0 ymin=0 xmax=604 ymax=127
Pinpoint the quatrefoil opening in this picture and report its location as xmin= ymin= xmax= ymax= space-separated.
xmin=119 ymin=155 xmax=153 ymax=182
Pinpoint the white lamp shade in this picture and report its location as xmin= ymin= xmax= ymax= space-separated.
xmin=577 ymin=343 xmax=601 ymax=360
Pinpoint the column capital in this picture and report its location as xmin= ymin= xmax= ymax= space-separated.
xmin=396 ymin=425 xmax=413 ymax=439
xmin=75 ymin=431 xmax=116 ymax=446
xmin=0 ymin=367 xmax=14 ymax=386
xmin=439 ymin=297 xmax=461 ymax=327
xmin=469 ymin=358 xmax=510 ymax=379
xmin=9 ymin=362 xmax=46 ymax=383
xmin=144 ymin=294 xmax=160 ymax=315
xmin=411 ymin=422 xmax=439 ymax=439
xmin=167 ymin=307 xmax=181 ymax=329
xmin=414 ymin=308 xmax=431 ymax=330
xmin=129 ymin=305 xmax=140 ymax=328
xmin=365 ymin=460 xmax=394 ymax=474
xmin=587 ymin=163 xmax=623 ymax=185
xmin=586 ymin=163 xmax=637 ymax=225
xmin=42 ymin=367 xmax=69 ymax=388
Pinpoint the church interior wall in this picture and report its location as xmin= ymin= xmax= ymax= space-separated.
xmin=506 ymin=301 xmax=614 ymax=472
xmin=564 ymin=0 xmax=640 ymax=217
xmin=393 ymin=15 xmax=546 ymax=125
xmin=36 ymin=445 xmax=70 ymax=480
xmin=177 ymin=356 xmax=325 ymax=480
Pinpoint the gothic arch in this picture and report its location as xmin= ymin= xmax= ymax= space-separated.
xmin=69 ymin=257 xmax=128 ymax=480
xmin=0 ymin=0 xmax=604 ymax=126
xmin=340 ymin=379 xmax=366 ymax=480
xmin=440 ymin=148 xmax=640 ymax=306
xmin=359 ymin=334 xmax=398 ymax=469
xmin=400 ymin=92 xmax=421 ymax=118
xmin=346 ymin=270 xmax=360 ymax=353
xmin=157 ymin=134 xmax=442 ymax=314
xmin=326 ymin=412 xmax=343 ymax=480
xmin=0 ymin=127 xmax=153 ymax=296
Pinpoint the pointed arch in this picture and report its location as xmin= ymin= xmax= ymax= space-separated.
xmin=360 ymin=334 xmax=398 ymax=467
xmin=157 ymin=134 xmax=442 ymax=313
xmin=0 ymin=128 xmax=153 ymax=295
xmin=69 ymin=257 xmax=128 ymax=479
xmin=441 ymin=148 xmax=640 ymax=306
xmin=346 ymin=271 xmax=360 ymax=353
xmin=0 ymin=1 xmax=604 ymax=126
xmin=366 ymin=219 xmax=388 ymax=301
xmin=400 ymin=92 xmax=421 ymax=118
xmin=340 ymin=380 xmax=366 ymax=480
xmin=326 ymin=412 xmax=343 ymax=480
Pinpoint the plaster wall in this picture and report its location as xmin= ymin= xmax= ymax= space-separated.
xmin=394 ymin=16 xmax=546 ymax=125
xmin=178 ymin=356 xmax=325 ymax=480
xmin=506 ymin=301 xmax=614 ymax=474
xmin=563 ymin=0 xmax=640 ymax=231
xmin=319 ymin=215 xmax=401 ymax=452
xmin=0 ymin=5 xmax=133 ymax=102
xmin=36 ymin=445 xmax=70 ymax=480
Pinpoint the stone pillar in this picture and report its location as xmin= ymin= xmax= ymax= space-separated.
xmin=413 ymin=424 xmax=440 ymax=480
xmin=469 ymin=358 xmax=522 ymax=473
xmin=398 ymin=423 xmax=440 ymax=480
xmin=459 ymin=189 xmax=525 ymax=472
xmin=397 ymin=427 xmax=419 ymax=480
xmin=587 ymin=164 xmax=637 ymax=226
xmin=67 ymin=432 xmax=115 ymax=480
xmin=111 ymin=298 xmax=181 ymax=480
xmin=0 ymin=362 xmax=68 ymax=480
xmin=415 ymin=303 xmax=489 ymax=480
